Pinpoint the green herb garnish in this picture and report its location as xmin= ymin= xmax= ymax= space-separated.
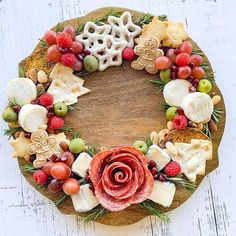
xmin=4 ymin=127 xmax=22 ymax=139
xmin=20 ymin=163 xmax=37 ymax=173
xmin=54 ymin=193 xmax=68 ymax=206
xmin=83 ymin=205 xmax=109 ymax=224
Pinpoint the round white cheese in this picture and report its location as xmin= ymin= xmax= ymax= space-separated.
xmin=7 ymin=78 xmax=37 ymax=106
xmin=18 ymin=104 xmax=48 ymax=133
xmin=163 ymin=79 xmax=192 ymax=107
xmin=181 ymin=92 xmax=213 ymax=123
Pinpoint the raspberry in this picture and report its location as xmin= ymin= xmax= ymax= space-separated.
xmin=44 ymin=30 xmax=57 ymax=45
xmin=48 ymin=116 xmax=64 ymax=130
xmin=177 ymin=107 xmax=185 ymax=116
xmin=175 ymin=53 xmax=190 ymax=66
xmin=38 ymin=93 xmax=54 ymax=107
xmin=60 ymin=53 xmax=76 ymax=67
xmin=33 ymin=170 xmax=48 ymax=184
xmin=173 ymin=115 xmax=188 ymax=130
xmin=57 ymin=32 xmax=73 ymax=48
xmin=122 ymin=47 xmax=135 ymax=61
xmin=164 ymin=161 xmax=181 ymax=177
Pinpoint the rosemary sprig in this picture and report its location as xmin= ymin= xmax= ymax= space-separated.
xmin=83 ymin=205 xmax=109 ymax=224
xmin=74 ymin=70 xmax=90 ymax=77
xmin=79 ymin=177 xmax=87 ymax=186
xmin=212 ymin=107 xmax=223 ymax=123
xmin=149 ymin=79 xmax=166 ymax=90
xmin=140 ymin=200 xmax=170 ymax=222
xmin=54 ymin=193 xmax=68 ymax=206
xmin=4 ymin=127 xmax=22 ymax=139
xmin=18 ymin=65 xmax=25 ymax=77
xmin=200 ymin=63 xmax=210 ymax=71
xmin=39 ymin=39 xmax=49 ymax=48
xmin=145 ymin=138 xmax=153 ymax=148
xmin=38 ymin=183 xmax=48 ymax=192
xmin=162 ymin=102 xmax=171 ymax=112
xmin=58 ymin=125 xmax=73 ymax=133
xmin=164 ymin=174 xmax=196 ymax=193
xmin=192 ymin=49 xmax=205 ymax=57
xmin=20 ymin=163 xmax=37 ymax=173
xmin=85 ymin=145 xmax=98 ymax=157
xmin=134 ymin=13 xmax=154 ymax=26
xmin=204 ymin=72 xmax=215 ymax=84
xmin=67 ymin=103 xmax=79 ymax=112
xmin=55 ymin=22 xmax=65 ymax=32
xmin=8 ymin=97 xmax=18 ymax=107
xmin=203 ymin=123 xmax=211 ymax=138
xmin=37 ymin=86 xmax=45 ymax=97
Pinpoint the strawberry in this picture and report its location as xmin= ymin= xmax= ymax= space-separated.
xmin=38 ymin=93 xmax=54 ymax=107
xmin=48 ymin=116 xmax=64 ymax=130
xmin=173 ymin=115 xmax=188 ymax=130
xmin=122 ymin=47 xmax=135 ymax=61
xmin=60 ymin=53 xmax=76 ymax=67
xmin=164 ymin=161 xmax=181 ymax=177
xmin=57 ymin=32 xmax=73 ymax=48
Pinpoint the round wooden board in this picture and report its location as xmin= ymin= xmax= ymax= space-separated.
xmin=17 ymin=7 xmax=226 ymax=226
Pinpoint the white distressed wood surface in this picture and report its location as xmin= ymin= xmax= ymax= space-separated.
xmin=0 ymin=0 xmax=235 ymax=235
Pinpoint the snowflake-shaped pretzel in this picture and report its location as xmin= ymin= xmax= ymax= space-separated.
xmin=75 ymin=22 xmax=111 ymax=54
xmin=93 ymin=35 xmax=126 ymax=71
xmin=107 ymin=11 xmax=141 ymax=47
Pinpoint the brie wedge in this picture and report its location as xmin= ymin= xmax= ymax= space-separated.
xmin=71 ymin=184 xmax=99 ymax=212
xmin=148 ymin=181 xmax=176 ymax=207
xmin=146 ymin=145 xmax=171 ymax=171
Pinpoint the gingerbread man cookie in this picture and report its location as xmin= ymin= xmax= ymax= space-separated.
xmin=27 ymin=129 xmax=60 ymax=168
xmin=131 ymin=36 xmax=164 ymax=74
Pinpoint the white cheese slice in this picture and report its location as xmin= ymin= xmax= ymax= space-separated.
xmin=148 ymin=181 xmax=176 ymax=207
xmin=181 ymin=92 xmax=214 ymax=123
xmin=146 ymin=145 xmax=171 ymax=171
xmin=72 ymin=152 xmax=92 ymax=177
xmin=71 ymin=184 xmax=99 ymax=212
xmin=18 ymin=104 xmax=48 ymax=133
xmin=7 ymin=78 xmax=37 ymax=106
xmin=163 ymin=79 xmax=191 ymax=107
xmin=168 ymin=139 xmax=212 ymax=182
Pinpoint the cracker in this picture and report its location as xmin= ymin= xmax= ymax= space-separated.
xmin=50 ymin=132 xmax=70 ymax=153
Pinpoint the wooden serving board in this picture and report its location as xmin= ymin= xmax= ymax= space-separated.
xmin=17 ymin=7 xmax=226 ymax=226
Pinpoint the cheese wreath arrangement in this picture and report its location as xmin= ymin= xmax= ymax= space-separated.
xmin=2 ymin=8 xmax=225 ymax=225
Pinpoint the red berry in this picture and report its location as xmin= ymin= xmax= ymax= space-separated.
xmin=164 ymin=161 xmax=181 ymax=177
xmin=180 ymin=41 xmax=193 ymax=55
xmin=60 ymin=53 xmax=76 ymax=67
xmin=57 ymin=32 xmax=73 ymax=48
xmin=38 ymin=92 xmax=54 ymax=107
xmin=189 ymin=63 xmax=195 ymax=69
xmin=187 ymin=75 xmax=194 ymax=83
xmin=175 ymin=53 xmax=190 ymax=66
xmin=82 ymin=48 xmax=90 ymax=56
xmin=71 ymin=59 xmax=83 ymax=71
xmin=190 ymin=54 xmax=203 ymax=66
xmin=47 ymin=112 xmax=54 ymax=119
xmin=122 ymin=47 xmax=135 ymax=61
xmin=148 ymin=160 xmax=157 ymax=169
xmin=151 ymin=167 xmax=158 ymax=176
xmin=48 ymin=116 xmax=64 ymax=130
xmin=13 ymin=105 xmax=21 ymax=113
xmin=173 ymin=115 xmax=188 ymax=130
xmin=44 ymin=30 xmax=57 ymax=45
xmin=24 ymin=132 xmax=31 ymax=139
xmin=177 ymin=66 xmax=191 ymax=79
xmin=33 ymin=170 xmax=48 ymax=184
xmin=47 ymin=105 xmax=54 ymax=112
xmin=158 ymin=173 xmax=165 ymax=182
xmin=174 ymin=48 xmax=181 ymax=55
xmin=47 ymin=45 xmax=62 ymax=62
xmin=192 ymin=79 xmax=199 ymax=88
xmin=62 ymin=25 xmax=76 ymax=40
xmin=31 ymin=98 xmax=39 ymax=104
xmin=71 ymin=41 xmax=83 ymax=54
xmin=191 ymin=66 xmax=205 ymax=80
xmin=51 ymin=154 xmax=59 ymax=162
xmin=177 ymin=107 xmax=185 ymax=115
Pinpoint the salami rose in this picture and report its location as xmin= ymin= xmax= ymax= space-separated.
xmin=89 ymin=146 xmax=154 ymax=211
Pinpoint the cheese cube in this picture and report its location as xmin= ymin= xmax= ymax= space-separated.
xmin=72 ymin=152 xmax=92 ymax=177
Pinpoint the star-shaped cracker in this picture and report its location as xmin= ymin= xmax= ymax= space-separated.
xmin=75 ymin=22 xmax=111 ymax=54
xmin=47 ymin=63 xmax=90 ymax=105
xmin=10 ymin=132 xmax=32 ymax=161
xmin=92 ymin=35 xmax=126 ymax=71
xmin=49 ymin=132 xmax=70 ymax=153
xmin=107 ymin=11 xmax=141 ymax=48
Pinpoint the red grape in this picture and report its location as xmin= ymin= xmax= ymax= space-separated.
xmin=180 ymin=41 xmax=193 ymax=55
xmin=48 ymin=179 xmax=63 ymax=193
xmin=61 ymin=151 xmax=75 ymax=167
xmin=43 ymin=161 xmax=55 ymax=175
xmin=155 ymin=56 xmax=172 ymax=69
xmin=190 ymin=54 xmax=203 ymax=66
xmin=47 ymin=45 xmax=62 ymax=62
xmin=63 ymin=25 xmax=76 ymax=40
xmin=175 ymin=53 xmax=190 ymax=66
xmin=177 ymin=66 xmax=191 ymax=79
xmin=166 ymin=49 xmax=176 ymax=63
xmin=191 ymin=66 xmax=205 ymax=80
xmin=50 ymin=162 xmax=71 ymax=180
xmin=44 ymin=30 xmax=57 ymax=45
xmin=33 ymin=170 xmax=48 ymax=184
xmin=71 ymin=59 xmax=83 ymax=71
xmin=62 ymin=178 xmax=80 ymax=195
xmin=71 ymin=41 xmax=83 ymax=54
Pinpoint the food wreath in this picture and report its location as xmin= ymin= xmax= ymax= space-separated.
xmin=2 ymin=7 xmax=225 ymax=225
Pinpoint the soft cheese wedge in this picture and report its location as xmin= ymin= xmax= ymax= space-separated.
xmin=163 ymin=79 xmax=191 ymax=107
xmin=146 ymin=145 xmax=171 ymax=171
xmin=7 ymin=78 xmax=37 ymax=106
xmin=148 ymin=180 xmax=176 ymax=207
xmin=71 ymin=184 xmax=99 ymax=212
xmin=18 ymin=104 xmax=48 ymax=133
xmin=167 ymin=139 xmax=212 ymax=182
xmin=181 ymin=92 xmax=213 ymax=123
xmin=72 ymin=152 xmax=92 ymax=177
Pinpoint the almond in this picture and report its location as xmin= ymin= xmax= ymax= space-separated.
xmin=37 ymin=70 xmax=48 ymax=83
xmin=28 ymin=68 xmax=38 ymax=83
xmin=211 ymin=95 xmax=221 ymax=105
xmin=208 ymin=119 xmax=217 ymax=131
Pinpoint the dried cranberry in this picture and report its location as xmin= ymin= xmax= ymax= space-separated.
xmin=24 ymin=132 xmax=31 ymax=139
xmin=47 ymin=105 xmax=54 ymax=112
xmin=151 ymin=167 xmax=158 ymax=176
xmin=171 ymin=72 xmax=177 ymax=79
xmin=189 ymin=86 xmax=197 ymax=93
xmin=13 ymin=106 xmax=21 ymax=113
xmin=47 ymin=112 xmax=54 ymax=118
xmin=192 ymin=79 xmax=199 ymax=88
xmin=59 ymin=47 xmax=68 ymax=54
xmin=82 ymin=48 xmax=90 ymax=56
xmin=85 ymin=175 xmax=91 ymax=183
xmin=148 ymin=160 xmax=157 ymax=169
xmin=187 ymin=75 xmax=194 ymax=83
xmin=189 ymin=63 xmax=195 ymax=69
xmin=158 ymin=174 xmax=165 ymax=182
xmin=50 ymin=154 xmax=59 ymax=162
xmin=31 ymin=99 xmax=39 ymax=104
xmin=29 ymin=155 xmax=36 ymax=163
xmin=174 ymin=48 xmax=181 ymax=55
xmin=177 ymin=107 xmax=185 ymax=116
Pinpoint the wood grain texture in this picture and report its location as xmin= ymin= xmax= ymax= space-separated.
xmin=0 ymin=0 xmax=235 ymax=235
xmin=17 ymin=6 xmax=225 ymax=226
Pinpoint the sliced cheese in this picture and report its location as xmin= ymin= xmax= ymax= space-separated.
xmin=47 ymin=63 xmax=90 ymax=105
xmin=71 ymin=184 xmax=99 ymax=212
xmin=163 ymin=79 xmax=191 ymax=107
xmin=72 ymin=152 xmax=92 ymax=177
xmin=7 ymin=78 xmax=37 ymax=106
xmin=148 ymin=181 xmax=176 ymax=207
xmin=181 ymin=92 xmax=213 ymax=123
xmin=146 ymin=145 xmax=171 ymax=171
xmin=18 ymin=104 xmax=48 ymax=133
xmin=168 ymin=139 xmax=212 ymax=182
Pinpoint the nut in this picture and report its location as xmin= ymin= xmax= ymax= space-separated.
xmin=208 ymin=119 xmax=217 ymax=132
xmin=212 ymin=95 xmax=221 ymax=105
xmin=167 ymin=121 xmax=174 ymax=130
xmin=196 ymin=123 xmax=204 ymax=131
xmin=150 ymin=131 xmax=159 ymax=144
xmin=188 ymin=121 xmax=197 ymax=128
xmin=165 ymin=141 xmax=178 ymax=155
xmin=157 ymin=129 xmax=170 ymax=141
xmin=59 ymin=142 xmax=69 ymax=152
xmin=37 ymin=70 xmax=48 ymax=83
xmin=28 ymin=68 xmax=38 ymax=83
